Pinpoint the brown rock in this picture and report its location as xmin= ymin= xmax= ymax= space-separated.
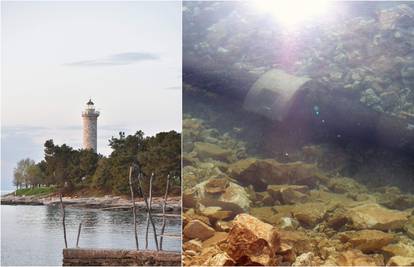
xmin=183 ymin=220 xmax=215 ymax=241
xmin=202 ymin=252 xmax=235 ymax=266
xmin=267 ymin=185 xmax=309 ymax=204
xmin=327 ymin=177 xmax=368 ymax=194
xmin=202 ymin=232 xmax=228 ymax=248
xmin=292 ymin=202 xmax=328 ymax=227
xmin=195 ymin=178 xmax=251 ymax=214
xmin=204 ymin=178 xmax=229 ymax=194
xmin=382 ymin=242 xmax=414 ymax=258
xmin=224 ymin=213 xmax=280 ymax=266
xmin=347 ymin=203 xmax=409 ymax=230
xmin=200 ymin=206 xmax=233 ymax=221
xmin=194 ymin=142 xmax=233 ymax=162
xmin=339 ymin=230 xmax=395 ymax=252
xmin=279 ymin=230 xmax=313 ymax=255
xmin=214 ymin=220 xmax=232 ymax=232
xmin=183 ymin=240 xmax=202 ymax=253
xmin=255 ymin=191 xmax=274 ymax=206
xmin=183 ymin=188 xmax=197 ymax=208
xmin=333 ymin=249 xmax=384 ymax=266
xmin=387 ymin=256 xmax=414 ymax=266
xmin=228 ymin=158 xmax=320 ymax=191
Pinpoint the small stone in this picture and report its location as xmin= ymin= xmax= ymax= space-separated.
xmin=183 ymin=219 xmax=215 ymax=241
xmin=279 ymin=217 xmax=300 ymax=230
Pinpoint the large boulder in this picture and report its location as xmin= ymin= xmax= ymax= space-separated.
xmin=224 ymin=213 xmax=281 ymax=266
xmin=183 ymin=219 xmax=215 ymax=241
xmin=346 ymin=203 xmax=409 ymax=231
xmin=228 ymin=158 xmax=321 ymax=190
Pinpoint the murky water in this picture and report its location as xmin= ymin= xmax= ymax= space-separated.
xmin=1 ymin=205 xmax=181 ymax=266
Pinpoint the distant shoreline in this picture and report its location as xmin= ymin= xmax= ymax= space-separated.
xmin=1 ymin=194 xmax=181 ymax=213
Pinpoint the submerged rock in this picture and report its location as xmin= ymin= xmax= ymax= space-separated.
xmin=387 ymin=256 xmax=414 ymax=266
xmin=224 ymin=213 xmax=281 ymax=266
xmin=228 ymin=158 xmax=321 ymax=191
xmin=382 ymin=241 xmax=414 ymax=258
xmin=183 ymin=219 xmax=215 ymax=241
xmin=346 ymin=203 xmax=409 ymax=231
xmin=291 ymin=202 xmax=329 ymax=227
xmin=338 ymin=230 xmax=395 ymax=252
xmin=292 ymin=252 xmax=318 ymax=266
xmin=195 ymin=177 xmax=251 ymax=215
xmin=267 ymin=184 xmax=309 ymax=204
xmin=331 ymin=249 xmax=385 ymax=266
xmin=327 ymin=177 xmax=368 ymax=194
xmin=194 ymin=142 xmax=233 ymax=162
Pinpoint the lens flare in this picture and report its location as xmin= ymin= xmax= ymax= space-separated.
xmin=251 ymin=0 xmax=332 ymax=28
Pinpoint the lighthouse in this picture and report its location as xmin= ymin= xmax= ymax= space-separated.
xmin=82 ymin=99 xmax=100 ymax=152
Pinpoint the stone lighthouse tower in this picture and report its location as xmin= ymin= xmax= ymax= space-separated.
xmin=82 ymin=99 xmax=100 ymax=152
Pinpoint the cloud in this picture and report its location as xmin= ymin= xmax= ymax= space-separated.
xmin=64 ymin=52 xmax=160 ymax=66
xmin=164 ymin=86 xmax=181 ymax=90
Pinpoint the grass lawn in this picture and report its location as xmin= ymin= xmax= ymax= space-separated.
xmin=15 ymin=187 xmax=56 ymax=196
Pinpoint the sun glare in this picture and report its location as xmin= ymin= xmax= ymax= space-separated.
xmin=251 ymin=0 xmax=332 ymax=28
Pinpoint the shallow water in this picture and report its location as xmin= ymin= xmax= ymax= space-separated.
xmin=1 ymin=205 xmax=181 ymax=266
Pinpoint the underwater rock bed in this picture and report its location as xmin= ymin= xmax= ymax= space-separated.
xmin=182 ymin=109 xmax=414 ymax=266
xmin=183 ymin=2 xmax=414 ymax=266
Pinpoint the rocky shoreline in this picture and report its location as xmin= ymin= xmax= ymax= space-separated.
xmin=1 ymin=194 xmax=181 ymax=213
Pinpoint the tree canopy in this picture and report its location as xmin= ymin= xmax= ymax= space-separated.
xmin=13 ymin=130 xmax=181 ymax=196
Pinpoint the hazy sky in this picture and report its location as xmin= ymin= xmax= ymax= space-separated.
xmin=1 ymin=1 xmax=182 ymax=190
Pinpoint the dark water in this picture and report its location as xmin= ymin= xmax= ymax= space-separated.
xmin=1 ymin=205 xmax=181 ymax=266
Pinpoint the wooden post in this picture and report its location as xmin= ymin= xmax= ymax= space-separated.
xmin=159 ymin=174 xmax=170 ymax=250
xmin=145 ymin=173 xmax=154 ymax=249
xmin=76 ymin=222 xmax=82 ymax=248
xmin=137 ymin=173 xmax=159 ymax=251
xmin=60 ymin=192 xmax=68 ymax=248
xmin=128 ymin=166 xmax=139 ymax=250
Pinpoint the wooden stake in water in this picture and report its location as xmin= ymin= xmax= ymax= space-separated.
xmin=59 ymin=192 xmax=67 ymax=248
xmin=76 ymin=222 xmax=82 ymax=248
xmin=145 ymin=173 xmax=154 ymax=249
xmin=137 ymin=173 xmax=159 ymax=251
xmin=128 ymin=166 xmax=139 ymax=250
xmin=159 ymin=174 xmax=170 ymax=250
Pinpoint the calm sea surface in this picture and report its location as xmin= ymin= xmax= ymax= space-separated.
xmin=1 ymin=205 xmax=181 ymax=266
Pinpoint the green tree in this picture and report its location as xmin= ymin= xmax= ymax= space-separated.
xmin=138 ymin=131 xmax=181 ymax=192
xmin=13 ymin=158 xmax=36 ymax=189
